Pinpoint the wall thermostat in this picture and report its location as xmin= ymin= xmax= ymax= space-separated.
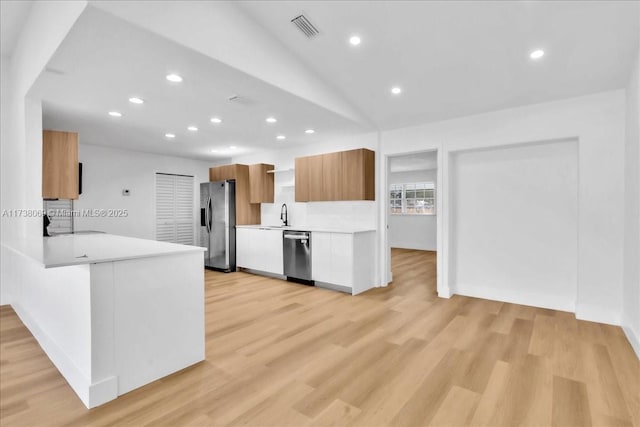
xmin=122 ymin=189 xmax=130 ymax=196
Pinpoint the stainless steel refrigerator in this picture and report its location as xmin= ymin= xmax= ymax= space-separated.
xmin=200 ymin=180 xmax=236 ymax=272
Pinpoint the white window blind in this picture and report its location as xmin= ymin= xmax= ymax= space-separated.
xmin=44 ymin=199 xmax=73 ymax=234
xmin=155 ymin=173 xmax=194 ymax=245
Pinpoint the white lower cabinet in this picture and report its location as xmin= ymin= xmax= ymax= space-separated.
xmin=237 ymin=227 xmax=376 ymax=295
xmin=236 ymin=228 xmax=283 ymax=275
xmin=311 ymin=231 xmax=375 ymax=295
xmin=311 ymin=232 xmax=332 ymax=283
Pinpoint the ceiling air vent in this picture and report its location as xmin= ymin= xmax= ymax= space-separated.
xmin=291 ymin=14 xmax=319 ymax=38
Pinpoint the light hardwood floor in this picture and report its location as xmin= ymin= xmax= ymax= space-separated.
xmin=1 ymin=248 xmax=638 ymax=426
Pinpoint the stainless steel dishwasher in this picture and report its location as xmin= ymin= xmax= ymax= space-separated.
xmin=283 ymin=230 xmax=313 ymax=284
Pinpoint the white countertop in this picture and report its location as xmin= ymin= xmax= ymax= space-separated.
xmin=236 ymin=225 xmax=376 ymax=234
xmin=3 ymin=233 xmax=205 ymax=268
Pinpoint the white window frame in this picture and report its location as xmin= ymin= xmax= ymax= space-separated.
xmin=389 ymin=182 xmax=436 ymax=215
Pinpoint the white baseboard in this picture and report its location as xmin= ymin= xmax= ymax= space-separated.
xmin=89 ymin=376 xmax=118 ymax=408
xmin=623 ymin=325 xmax=640 ymax=360
xmin=575 ymin=302 xmax=621 ymax=326
xmin=453 ymin=283 xmax=575 ymax=313
xmin=438 ymin=287 xmax=452 ymax=298
xmin=11 ymin=302 xmax=117 ymax=408
xmin=390 ymin=244 xmax=437 ymax=251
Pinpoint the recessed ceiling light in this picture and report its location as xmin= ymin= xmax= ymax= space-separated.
xmin=166 ymin=73 xmax=183 ymax=83
xmin=108 ymin=111 xmax=122 ymax=117
xmin=276 ymin=135 xmax=286 ymax=140
xmin=165 ymin=133 xmax=176 ymax=139
xmin=187 ymin=126 xmax=198 ymax=132
xmin=128 ymin=97 xmax=144 ymax=104
xmin=391 ymin=87 xmax=402 ymax=95
xmin=229 ymin=145 xmax=237 ymax=150
xmin=211 ymin=149 xmax=218 ymax=153
xmin=265 ymin=117 xmax=277 ymax=124
xmin=529 ymin=49 xmax=545 ymax=60
xmin=210 ymin=117 xmax=222 ymax=124
xmin=349 ymin=35 xmax=361 ymax=46
xmin=305 ymin=129 xmax=315 ymax=134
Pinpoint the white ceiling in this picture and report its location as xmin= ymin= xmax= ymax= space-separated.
xmin=37 ymin=6 xmax=368 ymax=160
xmin=238 ymin=0 xmax=640 ymax=130
xmin=0 ymin=0 xmax=33 ymax=57
xmin=6 ymin=1 xmax=640 ymax=161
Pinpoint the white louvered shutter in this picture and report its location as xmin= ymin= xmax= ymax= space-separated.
xmin=174 ymin=175 xmax=194 ymax=245
xmin=44 ymin=199 xmax=73 ymax=234
xmin=155 ymin=173 xmax=194 ymax=245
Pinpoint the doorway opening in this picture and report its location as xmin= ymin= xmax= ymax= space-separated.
xmin=386 ymin=150 xmax=439 ymax=299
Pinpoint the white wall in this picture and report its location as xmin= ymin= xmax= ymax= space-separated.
xmin=0 ymin=1 xmax=87 ymax=305
xmin=231 ymin=132 xmax=379 ymax=231
xmin=451 ymin=139 xmax=578 ymax=311
xmin=388 ymin=169 xmax=437 ymax=251
xmin=0 ymin=56 xmax=11 ymax=233
xmin=623 ymin=50 xmax=640 ymax=357
xmin=381 ymin=90 xmax=626 ymax=325
xmin=75 ymin=144 xmax=224 ymax=242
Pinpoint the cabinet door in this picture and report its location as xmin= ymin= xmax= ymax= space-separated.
xmin=249 ymin=164 xmax=274 ymax=204
xmin=331 ymin=233 xmax=354 ymax=287
xmin=209 ymin=167 xmax=220 ymax=182
xmin=308 ymin=155 xmax=324 ymax=201
xmin=311 ymin=232 xmax=332 ymax=283
xmin=42 ymin=130 xmax=79 ymax=199
xmin=322 ymin=152 xmax=343 ymax=201
xmin=295 ymin=157 xmax=310 ymax=202
xmin=236 ymin=228 xmax=251 ymax=268
xmin=342 ymin=149 xmax=375 ymax=201
xmin=263 ymin=229 xmax=284 ymax=275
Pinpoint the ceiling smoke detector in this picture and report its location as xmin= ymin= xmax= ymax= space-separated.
xmin=291 ymin=14 xmax=319 ymax=38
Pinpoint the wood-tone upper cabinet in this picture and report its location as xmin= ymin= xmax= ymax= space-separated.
xmin=209 ymin=164 xmax=260 ymax=225
xmin=42 ymin=130 xmax=79 ymax=200
xmin=248 ymin=163 xmax=274 ymax=204
xmin=295 ymin=157 xmax=310 ymax=202
xmin=308 ymin=154 xmax=324 ymax=201
xmin=342 ymin=149 xmax=375 ymax=201
xmin=294 ymin=148 xmax=375 ymax=202
xmin=322 ymin=152 xmax=343 ymax=201
xmin=209 ymin=164 xmax=236 ymax=182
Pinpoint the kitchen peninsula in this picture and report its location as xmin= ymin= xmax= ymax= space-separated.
xmin=1 ymin=233 xmax=206 ymax=408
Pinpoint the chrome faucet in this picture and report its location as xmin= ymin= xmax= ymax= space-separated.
xmin=280 ymin=203 xmax=288 ymax=226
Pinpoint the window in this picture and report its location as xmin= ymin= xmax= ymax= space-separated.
xmin=156 ymin=173 xmax=195 ymax=245
xmin=44 ymin=199 xmax=73 ymax=233
xmin=389 ymin=182 xmax=436 ymax=215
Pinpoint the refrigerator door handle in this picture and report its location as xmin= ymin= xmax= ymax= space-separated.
xmin=205 ymin=196 xmax=211 ymax=233
xmin=208 ymin=196 xmax=213 ymax=233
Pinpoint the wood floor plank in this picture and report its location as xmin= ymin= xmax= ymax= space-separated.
xmin=552 ymin=375 xmax=592 ymax=427
xmin=1 ymin=249 xmax=637 ymax=427
xmin=468 ymin=360 xmax=512 ymax=426
xmin=428 ymin=385 xmax=480 ymax=427
xmin=311 ymin=399 xmax=361 ymax=427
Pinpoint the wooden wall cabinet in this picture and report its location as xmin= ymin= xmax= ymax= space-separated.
xmin=209 ymin=164 xmax=260 ymax=225
xmin=248 ymin=163 xmax=274 ymax=203
xmin=295 ymin=157 xmax=310 ymax=202
xmin=342 ymin=148 xmax=375 ymax=201
xmin=42 ymin=130 xmax=79 ymax=200
xmin=294 ymin=148 xmax=375 ymax=202
xmin=322 ymin=152 xmax=343 ymax=201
